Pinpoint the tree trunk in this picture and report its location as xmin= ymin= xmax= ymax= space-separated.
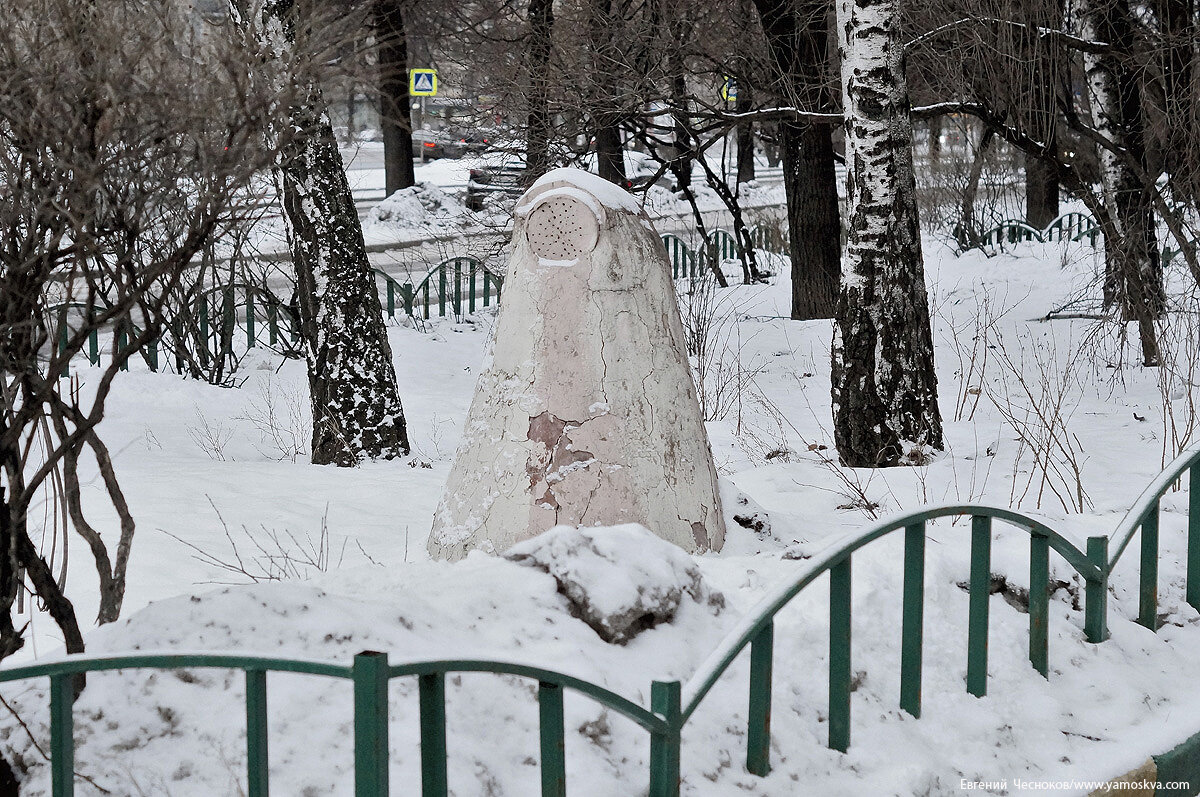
xmin=753 ymin=0 xmax=841 ymax=320
xmin=1025 ymin=155 xmax=1059 ymax=228
xmin=928 ymin=116 xmax=942 ymax=164
xmin=958 ymin=126 xmax=995 ymax=250
xmin=1083 ymin=0 xmax=1163 ymax=366
xmin=668 ymin=54 xmax=693 ymax=192
xmin=595 ymin=125 xmax=626 ymax=185
xmin=525 ymin=0 xmax=555 ymax=182
xmin=832 ymin=0 xmax=944 ymax=467
xmin=1020 ymin=5 xmax=1060 ymax=229
xmin=263 ymin=1 xmax=411 ymax=464
xmin=377 ymin=0 xmax=415 ymax=196
xmin=588 ymin=0 xmax=627 ymax=186
xmin=1162 ymin=0 xmax=1196 ymax=204
xmin=736 ymin=83 xmax=756 ymax=184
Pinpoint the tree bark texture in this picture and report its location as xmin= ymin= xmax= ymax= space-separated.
xmin=753 ymin=0 xmax=841 ymax=320
xmin=1025 ymin=154 xmax=1059 ymax=228
xmin=736 ymin=82 xmax=757 ymax=185
xmin=957 ymin=126 xmax=995 ymax=250
xmin=264 ymin=0 xmax=411 ymax=465
xmin=377 ymin=0 xmax=415 ymax=196
xmin=525 ymin=0 xmax=555 ymax=182
xmin=588 ymin=0 xmax=628 ymax=186
xmin=832 ymin=0 xmax=944 ymax=467
xmin=1018 ymin=2 xmax=1060 ymax=228
xmin=1161 ymin=0 xmax=1196 ymax=204
xmin=1082 ymin=0 xmax=1164 ymax=365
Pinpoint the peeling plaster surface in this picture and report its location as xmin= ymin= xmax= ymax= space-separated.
xmin=428 ymin=170 xmax=725 ymax=560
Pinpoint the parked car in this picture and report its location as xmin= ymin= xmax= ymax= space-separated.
xmin=466 ymin=155 xmax=525 ymax=210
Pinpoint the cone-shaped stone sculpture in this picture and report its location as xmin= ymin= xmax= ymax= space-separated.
xmin=428 ymin=168 xmax=726 ymax=561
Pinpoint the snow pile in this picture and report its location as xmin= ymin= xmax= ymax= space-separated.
xmin=505 ymin=524 xmax=724 ymax=643
xmin=522 ymin=167 xmax=642 ymax=214
xmin=365 ymin=182 xmax=474 ymax=236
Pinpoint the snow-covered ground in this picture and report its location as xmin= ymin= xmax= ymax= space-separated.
xmin=2 ymin=228 xmax=1199 ymax=796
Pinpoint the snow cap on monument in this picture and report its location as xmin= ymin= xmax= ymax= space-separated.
xmin=427 ymin=167 xmax=726 ymax=561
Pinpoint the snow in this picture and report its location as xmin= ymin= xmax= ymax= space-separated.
xmin=2 ymin=228 xmax=1200 ymax=795
xmin=521 ymin=167 xmax=642 ymax=214
xmin=364 ymin=181 xmax=474 ymax=237
xmin=505 ymin=524 xmax=722 ymax=644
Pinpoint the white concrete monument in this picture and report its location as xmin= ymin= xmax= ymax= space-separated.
xmin=427 ymin=168 xmax=725 ymax=561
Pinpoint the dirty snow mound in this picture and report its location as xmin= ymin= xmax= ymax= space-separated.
xmin=366 ymin=182 xmax=472 ymax=234
xmin=505 ymin=524 xmax=724 ymax=643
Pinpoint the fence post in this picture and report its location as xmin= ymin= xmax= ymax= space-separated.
xmin=401 ymin=283 xmax=414 ymax=318
xmin=56 ymin=306 xmax=70 ymax=378
xmin=352 ymin=651 xmax=389 ymax=797
xmin=1085 ymin=536 xmax=1109 ymax=643
xmin=538 ymin=682 xmax=566 ymax=797
xmin=1188 ymin=465 xmax=1200 ymax=612
xmin=50 ymin=672 xmax=74 ymax=797
xmin=419 ymin=672 xmax=448 ymax=797
xmin=900 ymin=521 xmax=926 ymax=716
xmin=246 ymin=293 xmax=256 ymax=348
xmin=246 ymin=669 xmax=269 ymax=797
xmin=967 ymin=516 xmax=991 ymax=698
xmin=1029 ymin=532 xmax=1050 ymax=677
xmin=116 ymin=323 xmax=129 ymax=372
xmin=649 ymin=680 xmax=681 ymax=797
xmin=1139 ymin=502 xmax=1160 ymax=630
xmin=746 ymin=621 xmax=773 ymax=775
xmin=828 ymin=558 xmax=852 ymax=752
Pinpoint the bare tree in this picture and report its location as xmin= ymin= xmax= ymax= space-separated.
xmin=0 ymin=0 xmax=307 ymax=660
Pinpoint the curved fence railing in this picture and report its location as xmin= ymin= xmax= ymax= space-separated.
xmin=979 ymin=213 xmax=1101 ymax=250
xmin=374 ymin=257 xmax=504 ymax=322
xmin=4 ymin=445 xmax=1198 ymax=796
xmin=659 ymin=225 xmax=785 ymax=282
xmin=679 ymin=504 xmax=1107 ymax=775
xmin=48 ymin=286 xmax=302 ymax=377
xmin=1107 ymin=446 xmax=1200 ymax=629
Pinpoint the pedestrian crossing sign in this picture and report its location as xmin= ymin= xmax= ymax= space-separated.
xmin=410 ymin=69 xmax=438 ymax=97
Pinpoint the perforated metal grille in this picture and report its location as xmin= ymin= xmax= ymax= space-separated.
xmin=525 ymin=195 xmax=599 ymax=261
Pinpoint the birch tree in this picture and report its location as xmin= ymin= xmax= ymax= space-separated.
xmin=832 ymin=0 xmax=944 ymax=467
xmin=238 ymin=0 xmax=412 ymax=465
xmin=1080 ymin=0 xmax=1164 ymax=366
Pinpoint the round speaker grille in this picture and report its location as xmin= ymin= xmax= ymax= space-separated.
xmin=525 ymin=195 xmax=599 ymax=261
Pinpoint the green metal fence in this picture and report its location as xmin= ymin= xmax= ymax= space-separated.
xmin=6 ymin=451 xmax=1197 ymax=795
xmin=51 ymin=258 xmax=505 ymax=376
xmin=980 ymin=213 xmax=1101 ymax=250
xmin=49 ymin=286 xmax=301 ymax=377
xmin=659 ymin=226 xmax=784 ymax=282
xmin=374 ymin=257 xmax=504 ymax=322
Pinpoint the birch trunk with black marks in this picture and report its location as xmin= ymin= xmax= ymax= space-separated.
xmin=1081 ymin=0 xmax=1163 ymax=366
xmin=832 ymin=0 xmax=944 ymax=467
xmin=261 ymin=0 xmax=411 ymax=464
xmin=377 ymin=0 xmax=415 ymax=196
xmin=753 ymin=0 xmax=841 ymax=320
